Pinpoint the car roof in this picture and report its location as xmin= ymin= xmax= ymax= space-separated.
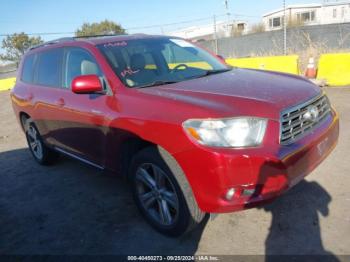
xmin=81 ymin=34 xmax=172 ymax=45
xmin=28 ymin=34 xmax=177 ymax=53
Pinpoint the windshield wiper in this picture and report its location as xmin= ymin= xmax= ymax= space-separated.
xmin=135 ymin=69 xmax=232 ymax=88
xmin=201 ymin=68 xmax=232 ymax=76
xmin=184 ymin=68 xmax=232 ymax=81
xmin=136 ymin=80 xmax=179 ymax=89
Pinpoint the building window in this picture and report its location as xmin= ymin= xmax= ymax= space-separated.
xmin=297 ymin=11 xmax=316 ymax=23
xmin=269 ymin=16 xmax=285 ymax=28
xmin=237 ymin=23 xmax=245 ymax=31
xmin=333 ymin=8 xmax=337 ymax=18
xmin=311 ymin=11 xmax=315 ymax=21
xmin=271 ymin=17 xmax=281 ymax=27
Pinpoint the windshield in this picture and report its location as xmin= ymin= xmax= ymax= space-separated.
xmin=97 ymin=37 xmax=230 ymax=88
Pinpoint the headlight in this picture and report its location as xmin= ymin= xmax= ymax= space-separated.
xmin=183 ymin=117 xmax=267 ymax=148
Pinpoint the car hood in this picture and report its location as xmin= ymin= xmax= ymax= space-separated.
xmin=139 ymin=68 xmax=321 ymax=120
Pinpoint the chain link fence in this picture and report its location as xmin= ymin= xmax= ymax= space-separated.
xmin=200 ymin=22 xmax=350 ymax=64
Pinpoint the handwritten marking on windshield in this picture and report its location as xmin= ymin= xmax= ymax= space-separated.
xmin=121 ymin=68 xmax=140 ymax=78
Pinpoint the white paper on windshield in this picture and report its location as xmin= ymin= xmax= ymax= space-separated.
xmin=170 ymin=39 xmax=195 ymax=48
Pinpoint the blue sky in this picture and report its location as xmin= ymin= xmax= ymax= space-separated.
xmin=0 ymin=0 xmax=322 ymax=43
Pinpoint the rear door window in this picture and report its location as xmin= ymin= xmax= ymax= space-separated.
xmin=21 ymin=54 xmax=36 ymax=83
xmin=36 ymin=48 xmax=63 ymax=87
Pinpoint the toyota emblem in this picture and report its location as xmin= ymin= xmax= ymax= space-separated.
xmin=303 ymin=106 xmax=319 ymax=122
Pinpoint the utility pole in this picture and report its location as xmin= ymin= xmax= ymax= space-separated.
xmin=213 ymin=15 xmax=218 ymax=54
xmin=224 ymin=0 xmax=231 ymax=37
xmin=283 ymin=0 xmax=287 ymax=55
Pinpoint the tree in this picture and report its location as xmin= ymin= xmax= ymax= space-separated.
xmin=75 ymin=20 xmax=126 ymax=37
xmin=288 ymin=18 xmax=305 ymax=28
xmin=0 ymin=33 xmax=43 ymax=65
xmin=249 ymin=23 xmax=266 ymax=34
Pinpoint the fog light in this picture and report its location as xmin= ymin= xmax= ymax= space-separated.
xmin=225 ymin=188 xmax=235 ymax=200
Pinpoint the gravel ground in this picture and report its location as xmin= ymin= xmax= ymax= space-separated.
xmin=0 ymin=88 xmax=349 ymax=258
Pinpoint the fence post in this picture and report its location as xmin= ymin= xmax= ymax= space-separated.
xmin=283 ymin=0 xmax=287 ymax=55
xmin=213 ymin=15 xmax=218 ymax=54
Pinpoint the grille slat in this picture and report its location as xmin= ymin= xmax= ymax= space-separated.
xmin=282 ymin=118 xmax=303 ymax=132
xmin=283 ymin=109 xmax=307 ymax=122
xmin=280 ymin=94 xmax=331 ymax=145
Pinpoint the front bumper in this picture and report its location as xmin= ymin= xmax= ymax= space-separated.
xmin=173 ymin=110 xmax=339 ymax=213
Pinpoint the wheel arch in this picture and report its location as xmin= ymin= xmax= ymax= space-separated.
xmin=128 ymin=144 xmax=204 ymax=222
xmin=153 ymin=145 xmax=205 ymax=222
xmin=19 ymin=112 xmax=31 ymax=131
xmin=119 ymin=136 xmax=156 ymax=179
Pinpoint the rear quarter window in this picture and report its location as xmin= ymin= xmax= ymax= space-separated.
xmin=36 ymin=48 xmax=63 ymax=87
xmin=21 ymin=54 xmax=36 ymax=83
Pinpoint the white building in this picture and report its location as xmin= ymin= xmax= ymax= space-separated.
xmin=168 ymin=20 xmax=248 ymax=42
xmin=263 ymin=1 xmax=350 ymax=31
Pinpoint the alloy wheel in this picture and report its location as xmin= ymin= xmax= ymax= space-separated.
xmin=27 ymin=125 xmax=43 ymax=160
xmin=135 ymin=163 xmax=179 ymax=226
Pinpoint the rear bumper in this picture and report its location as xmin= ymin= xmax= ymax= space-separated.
xmin=173 ymin=110 xmax=339 ymax=213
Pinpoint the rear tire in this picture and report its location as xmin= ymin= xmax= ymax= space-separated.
xmin=24 ymin=118 xmax=58 ymax=165
xmin=129 ymin=146 xmax=205 ymax=237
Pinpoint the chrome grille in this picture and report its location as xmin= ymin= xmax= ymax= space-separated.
xmin=280 ymin=94 xmax=331 ymax=145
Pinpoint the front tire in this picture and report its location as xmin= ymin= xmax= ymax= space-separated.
xmin=130 ymin=146 xmax=205 ymax=237
xmin=24 ymin=118 xmax=58 ymax=165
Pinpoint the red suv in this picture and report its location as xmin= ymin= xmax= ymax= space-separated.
xmin=11 ymin=35 xmax=339 ymax=236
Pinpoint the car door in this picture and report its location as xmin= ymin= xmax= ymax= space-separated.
xmin=30 ymin=48 xmax=67 ymax=146
xmin=54 ymin=47 xmax=112 ymax=167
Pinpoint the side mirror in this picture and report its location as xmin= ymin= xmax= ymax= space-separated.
xmin=72 ymin=75 xmax=103 ymax=94
xmin=217 ymin=55 xmax=226 ymax=62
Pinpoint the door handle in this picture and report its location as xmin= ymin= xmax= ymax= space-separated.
xmin=91 ymin=109 xmax=102 ymax=115
xmin=56 ymin=98 xmax=65 ymax=107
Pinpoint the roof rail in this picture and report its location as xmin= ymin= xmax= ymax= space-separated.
xmin=29 ymin=37 xmax=76 ymax=51
xmin=75 ymin=33 xmax=127 ymax=39
xmin=28 ymin=34 xmax=129 ymax=51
